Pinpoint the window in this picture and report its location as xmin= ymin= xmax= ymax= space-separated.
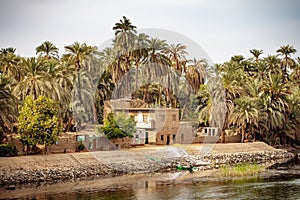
xmin=161 ymin=135 xmax=164 ymax=141
xmin=143 ymin=115 xmax=148 ymax=123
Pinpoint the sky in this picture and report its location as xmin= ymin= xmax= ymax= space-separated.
xmin=0 ymin=0 xmax=300 ymax=64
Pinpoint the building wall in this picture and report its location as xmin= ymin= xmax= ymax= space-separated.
xmin=50 ymin=134 xmax=78 ymax=153
xmin=104 ymin=100 xmax=183 ymax=145
xmin=155 ymin=109 xmax=180 ymax=145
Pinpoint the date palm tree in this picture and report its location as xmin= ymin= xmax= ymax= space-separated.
xmin=185 ymin=58 xmax=208 ymax=92
xmin=257 ymin=73 xmax=291 ymax=145
xmin=0 ymin=75 xmax=17 ymax=133
xmin=36 ymin=41 xmax=59 ymax=59
xmin=276 ymin=45 xmax=297 ymax=82
xmin=64 ymin=42 xmax=95 ymax=129
xmin=250 ymin=49 xmax=263 ymax=63
xmin=263 ymin=55 xmax=281 ymax=76
xmin=113 ymin=16 xmax=137 ymax=73
xmin=291 ymin=57 xmax=300 ymax=84
xmin=249 ymin=49 xmax=264 ymax=80
xmin=230 ymin=97 xmax=259 ymax=142
xmin=45 ymin=59 xmax=72 ymax=108
xmin=132 ymin=33 xmax=149 ymax=90
xmin=14 ymin=57 xmax=49 ymax=100
xmin=64 ymin=42 xmax=94 ymax=103
xmin=0 ymin=48 xmax=21 ymax=81
xmin=144 ymin=38 xmax=171 ymax=104
xmin=164 ymin=43 xmax=188 ymax=74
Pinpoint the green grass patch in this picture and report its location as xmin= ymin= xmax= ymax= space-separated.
xmin=219 ymin=163 xmax=265 ymax=177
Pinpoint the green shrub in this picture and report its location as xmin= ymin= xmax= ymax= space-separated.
xmin=219 ymin=163 xmax=265 ymax=177
xmin=78 ymin=142 xmax=85 ymax=151
xmin=0 ymin=144 xmax=18 ymax=157
xmin=101 ymin=113 xmax=135 ymax=139
xmin=18 ymin=96 xmax=61 ymax=154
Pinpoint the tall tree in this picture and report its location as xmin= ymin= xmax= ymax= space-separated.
xmin=144 ymin=38 xmax=171 ymax=104
xmin=0 ymin=75 xmax=17 ymax=134
xmin=276 ymin=45 xmax=297 ymax=81
xmin=132 ymin=33 xmax=149 ymax=90
xmin=249 ymin=49 xmax=264 ymax=80
xmin=230 ymin=97 xmax=259 ymax=142
xmin=164 ymin=43 xmax=187 ymax=74
xmin=64 ymin=42 xmax=94 ymax=103
xmin=0 ymin=48 xmax=21 ymax=81
xmin=18 ymin=96 xmax=61 ymax=154
xmin=113 ymin=16 xmax=137 ymax=73
xmin=185 ymin=58 xmax=208 ymax=92
xmin=14 ymin=57 xmax=49 ymax=100
xmin=35 ymin=41 xmax=59 ymax=59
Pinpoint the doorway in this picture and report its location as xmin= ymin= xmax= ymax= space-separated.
xmin=166 ymin=135 xmax=170 ymax=145
xmin=145 ymin=132 xmax=149 ymax=144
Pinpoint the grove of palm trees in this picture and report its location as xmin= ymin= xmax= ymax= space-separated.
xmin=0 ymin=16 xmax=299 ymax=155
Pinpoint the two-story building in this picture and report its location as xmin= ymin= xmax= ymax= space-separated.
xmin=104 ymin=99 xmax=187 ymax=145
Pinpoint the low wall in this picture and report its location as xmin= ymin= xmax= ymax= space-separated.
xmin=110 ymin=137 xmax=133 ymax=148
xmin=0 ymin=143 xmax=296 ymax=187
xmin=170 ymin=150 xmax=295 ymax=170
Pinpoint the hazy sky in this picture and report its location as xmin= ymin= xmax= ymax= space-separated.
xmin=0 ymin=0 xmax=300 ymax=63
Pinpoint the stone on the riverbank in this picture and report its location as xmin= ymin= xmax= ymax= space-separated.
xmin=0 ymin=144 xmax=295 ymax=187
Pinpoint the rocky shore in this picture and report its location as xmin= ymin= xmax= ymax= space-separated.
xmin=0 ymin=142 xmax=296 ymax=188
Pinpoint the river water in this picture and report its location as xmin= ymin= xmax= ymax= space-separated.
xmin=1 ymin=161 xmax=300 ymax=200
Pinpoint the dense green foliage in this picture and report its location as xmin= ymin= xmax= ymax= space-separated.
xmin=101 ymin=113 xmax=135 ymax=139
xmin=198 ymin=46 xmax=300 ymax=145
xmin=18 ymin=96 xmax=61 ymax=151
xmin=0 ymin=143 xmax=18 ymax=157
xmin=0 ymin=16 xmax=299 ymax=150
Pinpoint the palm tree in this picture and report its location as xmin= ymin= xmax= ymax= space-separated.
xmin=264 ymin=55 xmax=281 ymax=75
xmin=164 ymin=43 xmax=187 ymax=74
xmin=64 ymin=42 xmax=94 ymax=103
xmin=256 ymin=73 xmax=291 ymax=145
xmin=0 ymin=75 xmax=17 ymax=133
xmin=277 ymin=87 xmax=300 ymax=144
xmin=249 ymin=49 xmax=264 ymax=80
xmin=36 ymin=41 xmax=59 ymax=59
xmin=144 ymin=38 xmax=171 ymax=104
xmin=231 ymin=55 xmax=245 ymax=64
xmin=14 ymin=57 xmax=49 ymax=100
xmin=197 ymin=76 xmax=229 ymax=142
xmin=230 ymin=97 xmax=259 ymax=142
xmin=250 ymin=49 xmax=263 ymax=63
xmin=0 ymin=48 xmax=21 ymax=81
xmin=132 ymin=33 xmax=149 ymax=91
xmin=113 ymin=16 xmax=137 ymax=73
xmin=45 ymin=59 xmax=72 ymax=108
xmin=291 ymin=57 xmax=300 ymax=84
xmin=64 ymin=42 xmax=95 ymax=129
xmin=113 ymin=16 xmax=137 ymax=36
xmin=185 ymin=58 xmax=208 ymax=92
xmin=276 ymin=45 xmax=297 ymax=81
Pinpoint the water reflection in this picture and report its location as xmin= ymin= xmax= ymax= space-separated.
xmin=1 ymin=164 xmax=300 ymax=200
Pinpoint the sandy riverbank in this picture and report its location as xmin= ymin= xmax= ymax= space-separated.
xmin=0 ymin=142 xmax=296 ymax=188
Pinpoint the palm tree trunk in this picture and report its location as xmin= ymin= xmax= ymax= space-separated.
xmin=93 ymin=102 xmax=98 ymax=123
xmin=76 ymin=63 xmax=82 ymax=131
xmin=241 ymin=128 xmax=245 ymax=143
xmin=221 ymin=129 xmax=226 ymax=143
xmin=180 ymin=104 xmax=186 ymax=120
xmin=135 ymin=60 xmax=139 ymax=91
xmin=77 ymin=69 xmax=82 ymax=103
